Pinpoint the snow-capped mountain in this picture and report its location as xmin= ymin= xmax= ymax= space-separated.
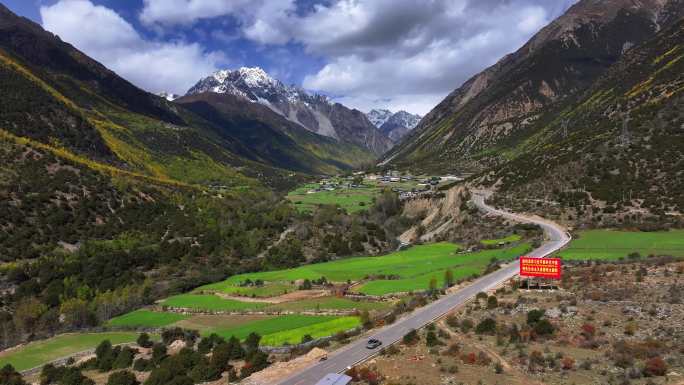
xmin=186 ymin=67 xmax=393 ymax=155
xmin=157 ymin=92 xmax=180 ymax=101
xmin=366 ymin=109 xmax=422 ymax=141
xmin=367 ymin=109 xmax=394 ymax=128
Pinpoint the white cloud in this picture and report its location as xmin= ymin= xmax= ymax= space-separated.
xmin=41 ymin=0 xmax=224 ymax=95
xmin=202 ymin=0 xmax=574 ymax=114
xmin=139 ymin=0 xmax=252 ymax=26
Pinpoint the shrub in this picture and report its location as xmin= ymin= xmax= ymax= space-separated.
xmin=475 ymin=318 xmax=497 ymax=335
xmin=137 ymin=333 xmax=153 ymax=348
xmin=494 ymin=362 xmax=503 ymax=373
xmin=643 ymin=357 xmax=667 ymax=377
xmin=403 ymin=329 xmax=419 ymax=345
xmin=106 ymin=370 xmax=139 ymax=385
xmin=561 ymin=357 xmax=575 ymax=370
xmin=527 ymin=309 xmax=545 ymax=325
xmin=460 ymin=319 xmax=474 ymax=333
xmin=533 ymin=319 xmax=555 ymax=336
xmin=487 ymin=296 xmax=498 ymax=309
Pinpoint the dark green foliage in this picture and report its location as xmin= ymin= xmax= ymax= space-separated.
xmin=240 ymin=350 xmax=269 ymax=379
xmin=527 ymin=309 xmax=545 ymax=325
xmin=132 ymin=358 xmax=154 ymax=372
xmin=403 ymin=329 xmax=419 ymax=344
xmin=136 ymin=333 xmax=153 ymax=349
xmin=1 ymin=364 xmax=27 ymax=385
xmin=106 ymin=370 xmax=139 ymax=385
xmin=40 ymin=366 xmax=94 ymax=385
xmin=151 ymin=343 xmax=167 ymax=364
xmin=112 ymin=347 xmax=136 ymax=369
xmin=533 ymin=319 xmax=555 ymax=336
xmin=475 ymin=318 xmax=497 ymax=335
xmin=161 ymin=328 xmax=198 ymax=346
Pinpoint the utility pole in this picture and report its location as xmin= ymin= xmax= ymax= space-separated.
xmin=620 ymin=112 xmax=631 ymax=147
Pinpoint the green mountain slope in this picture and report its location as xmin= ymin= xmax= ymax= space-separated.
xmin=0 ymin=3 xmax=370 ymax=188
xmin=382 ymin=0 xmax=684 ymax=173
xmin=483 ymin=18 xmax=684 ymax=226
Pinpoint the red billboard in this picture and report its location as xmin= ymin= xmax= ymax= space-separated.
xmin=519 ymin=256 xmax=562 ymax=279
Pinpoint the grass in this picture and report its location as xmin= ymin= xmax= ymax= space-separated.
xmin=260 ymin=316 xmax=360 ymax=346
xmin=481 ymin=234 xmax=522 ymax=245
xmin=356 ymin=244 xmax=530 ymax=295
xmin=286 ymin=183 xmax=381 ymax=213
xmin=0 ymin=332 xmax=151 ymax=372
xmin=203 ymin=314 xmax=359 ymax=345
xmin=201 ymin=242 xmax=530 ymax=296
xmin=208 ymin=282 xmax=296 ymax=298
xmin=265 ymin=297 xmax=392 ymax=312
xmin=161 ymin=294 xmax=270 ymax=311
xmin=560 ymin=229 xmax=684 ymax=260
xmin=106 ymin=310 xmax=189 ymax=328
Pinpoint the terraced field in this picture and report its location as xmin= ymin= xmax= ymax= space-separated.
xmin=161 ymin=294 xmax=271 ymax=311
xmin=201 ymin=242 xmax=530 ymax=296
xmin=287 ymin=183 xmax=381 ymax=213
xmin=0 ymin=332 xmax=153 ymax=372
xmin=560 ymin=230 xmax=684 ymax=260
xmin=107 ymin=310 xmax=189 ymax=328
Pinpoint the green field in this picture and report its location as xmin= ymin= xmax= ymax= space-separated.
xmin=201 ymin=242 xmax=530 ymax=296
xmin=286 ymin=183 xmax=380 ymax=213
xmin=162 ymin=294 xmax=270 ymax=311
xmin=560 ymin=230 xmax=684 ymax=260
xmin=481 ymin=234 xmax=522 ymax=245
xmin=0 ymin=332 xmax=151 ymax=371
xmin=202 ymin=314 xmax=359 ymax=345
xmin=260 ymin=316 xmax=360 ymax=346
xmin=265 ymin=297 xmax=391 ymax=312
xmin=356 ymin=244 xmax=530 ymax=295
xmin=107 ymin=310 xmax=189 ymax=328
xmin=208 ymin=282 xmax=296 ymax=298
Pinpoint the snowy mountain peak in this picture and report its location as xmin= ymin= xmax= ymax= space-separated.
xmin=157 ymin=91 xmax=179 ymax=101
xmin=367 ymin=109 xmax=394 ymax=128
xmin=366 ymin=109 xmax=422 ymax=141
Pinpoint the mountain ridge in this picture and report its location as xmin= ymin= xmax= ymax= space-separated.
xmin=186 ymin=67 xmax=393 ymax=155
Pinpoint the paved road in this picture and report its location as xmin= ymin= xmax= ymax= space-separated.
xmin=278 ymin=193 xmax=571 ymax=385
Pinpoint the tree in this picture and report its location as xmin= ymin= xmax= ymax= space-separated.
xmin=137 ymin=333 xmax=153 ymax=348
xmin=425 ymin=330 xmax=441 ymax=347
xmin=360 ymin=310 xmax=373 ymax=330
xmin=151 ymin=343 xmax=167 ymax=364
xmin=428 ymin=277 xmax=438 ymax=292
xmin=403 ymin=329 xmax=418 ymax=344
xmin=526 ymin=309 xmax=545 ymax=325
xmin=444 ymin=269 xmax=454 ymax=287
xmin=96 ymin=340 xmax=113 ymax=361
xmin=475 ymin=318 xmax=497 ymax=335
xmin=0 ymin=364 xmax=27 ymax=385
xmin=113 ymin=347 xmax=135 ymax=369
xmin=14 ymin=297 xmax=47 ymax=335
xmin=106 ymin=370 xmax=139 ymax=385
xmin=533 ymin=319 xmax=555 ymax=336
xmin=245 ymin=332 xmax=261 ymax=353
xmin=487 ymin=295 xmax=498 ymax=309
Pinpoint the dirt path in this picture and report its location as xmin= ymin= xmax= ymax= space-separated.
xmin=436 ymin=319 xmax=548 ymax=385
xmin=257 ymin=225 xmax=296 ymax=259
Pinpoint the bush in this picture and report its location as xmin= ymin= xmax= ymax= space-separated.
xmin=460 ymin=319 xmax=474 ymax=333
xmin=533 ymin=319 xmax=555 ymax=336
xmin=137 ymin=333 xmax=153 ymax=348
xmin=527 ymin=309 xmax=545 ymax=325
xmin=475 ymin=318 xmax=497 ymax=335
xmin=113 ymin=347 xmax=136 ymax=369
xmin=643 ymin=357 xmax=667 ymax=377
xmin=2 ymin=364 xmax=28 ymax=385
xmin=487 ymin=296 xmax=498 ymax=309
xmin=133 ymin=358 xmax=154 ymax=372
xmin=106 ymin=370 xmax=139 ymax=385
xmin=403 ymin=329 xmax=419 ymax=345
xmin=425 ymin=330 xmax=442 ymax=347
xmin=494 ymin=362 xmax=503 ymax=373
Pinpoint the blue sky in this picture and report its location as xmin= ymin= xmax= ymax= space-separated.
xmin=3 ymin=0 xmax=577 ymax=114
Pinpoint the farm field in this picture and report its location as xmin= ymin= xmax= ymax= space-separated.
xmin=355 ymin=244 xmax=531 ymax=295
xmin=210 ymin=282 xmax=296 ymax=298
xmin=560 ymin=229 xmax=684 ymax=260
xmin=481 ymin=234 xmax=522 ymax=245
xmin=264 ymin=297 xmax=392 ymax=312
xmin=161 ymin=294 xmax=271 ymax=311
xmin=201 ymin=242 xmax=530 ymax=296
xmin=286 ymin=183 xmax=380 ymax=213
xmin=107 ymin=310 xmax=189 ymax=328
xmin=200 ymin=314 xmax=360 ymax=345
xmin=0 ymin=332 xmax=150 ymax=372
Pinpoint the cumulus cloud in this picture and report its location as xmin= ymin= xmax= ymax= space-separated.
xmin=139 ymin=0 xmax=253 ymax=26
xmin=40 ymin=0 xmax=224 ymax=95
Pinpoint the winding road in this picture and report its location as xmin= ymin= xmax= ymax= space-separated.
xmin=277 ymin=192 xmax=571 ymax=385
